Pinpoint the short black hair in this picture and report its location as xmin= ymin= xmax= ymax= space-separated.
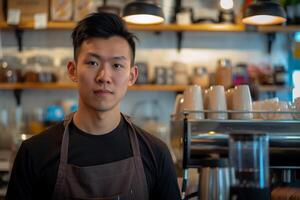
xmin=71 ymin=12 xmax=138 ymax=65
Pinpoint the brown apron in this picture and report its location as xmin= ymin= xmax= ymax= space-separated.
xmin=52 ymin=114 xmax=149 ymax=200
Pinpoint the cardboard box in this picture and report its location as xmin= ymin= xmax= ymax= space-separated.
xmin=51 ymin=0 xmax=72 ymax=21
xmin=7 ymin=0 xmax=49 ymax=24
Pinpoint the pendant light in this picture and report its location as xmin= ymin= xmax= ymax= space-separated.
xmin=123 ymin=1 xmax=164 ymax=25
xmin=242 ymin=0 xmax=286 ymax=26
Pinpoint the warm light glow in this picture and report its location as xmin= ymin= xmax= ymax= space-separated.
xmin=123 ymin=14 xmax=164 ymax=25
xmin=220 ymin=0 xmax=234 ymax=10
xmin=180 ymin=98 xmax=184 ymax=104
xmin=208 ymin=131 xmax=216 ymax=135
xmin=242 ymin=15 xmax=286 ymax=25
xmin=21 ymin=134 xmax=27 ymax=141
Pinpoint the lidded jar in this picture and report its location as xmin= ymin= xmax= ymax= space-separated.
xmin=191 ymin=66 xmax=209 ymax=88
xmin=215 ymin=59 xmax=233 ymax=89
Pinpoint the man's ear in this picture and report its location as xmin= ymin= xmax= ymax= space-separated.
xmin=128 ymin=65 xmax=138 ymax=86
xmin=67 ymin=61 xmax=78 ymax=82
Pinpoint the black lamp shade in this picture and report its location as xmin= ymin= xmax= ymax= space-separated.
xmin=243 ymin=1 xmax=286 ymax=25
xmin=123 ymin=1 xmax=164 ymax=25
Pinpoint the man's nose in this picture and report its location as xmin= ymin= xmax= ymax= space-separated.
xmin=95 ymin=65 xmax=111 ymax=84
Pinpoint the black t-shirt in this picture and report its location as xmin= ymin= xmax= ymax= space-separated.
xmin=6 ymin=116 xmax=181 ymax=200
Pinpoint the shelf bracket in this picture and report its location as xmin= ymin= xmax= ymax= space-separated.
xmin=176 ymin=31 xmax=183 ymax=52
xmin=266 ymin=33 xmax=276 ymax=54
xmin=14 ymin=29 xmax=24 ymax=52
xmin=13 ymin=89 xmax=22 ymax=106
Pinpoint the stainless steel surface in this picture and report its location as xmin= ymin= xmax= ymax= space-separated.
xmin=282 ymin=169 xmax=292 ymax=183
xmin=189 ymin=119 xmax=300 ymax=135
xmin=172 ymin=110 xmax=300 ymax=199
xmin=170 ymin=111 xmax=300 ymax=168
xmin=199 ymin=167 xmax=230 ymax=200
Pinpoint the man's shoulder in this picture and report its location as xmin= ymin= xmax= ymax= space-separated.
xmin=131 ymin=123 xmax=170 ymax=158
xmin=22 ymin=122 xmax=65 ymax=151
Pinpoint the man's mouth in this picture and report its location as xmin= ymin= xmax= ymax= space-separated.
xmin=93 ymin=89 xmax=113 ymax=96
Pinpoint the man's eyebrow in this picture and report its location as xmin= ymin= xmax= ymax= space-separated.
xmin=86 ymin=52 xmax=101 ymax=59
xmin=111 ymin=56 xmax=127 ymax=61
xmin=86 ymin=53 xmax=127 ymax=61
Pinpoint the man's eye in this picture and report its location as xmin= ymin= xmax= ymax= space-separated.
xmin=87 ymin=61 xmax=99 ymax=67
xmin=113 ymin=64 xmax=123 ymax=69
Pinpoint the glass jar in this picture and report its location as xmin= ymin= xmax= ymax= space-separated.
xmin=172 ymin=62 xmax=189 ymax=85
xmin=191 ymin=67 xmax=209 ymax=88
xmin=233 ymin=63 xmax=249 ymax=85
xmin=25 ymin=55 xmax=57 ymax=83
xmin=215 ymin=59 xmax=233 ymax=89
xmin=0 ymin=59 xmax=22 ymax=83
xmin=273 ymin=65 xmax=286 ymax=85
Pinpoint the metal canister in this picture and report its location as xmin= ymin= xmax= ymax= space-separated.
xmin=165 ymin=67 xmax=174 ymax=85
xmin=198 ymin=158 xmax=231 ymax=200
xmin=155 ymin=66 xmax=166 ymax=84
xmin=136 ymin=62 xmax=148 ymax=84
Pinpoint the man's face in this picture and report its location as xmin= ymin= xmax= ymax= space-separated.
xmin=68 ymin=36 xmax=137 ymax=112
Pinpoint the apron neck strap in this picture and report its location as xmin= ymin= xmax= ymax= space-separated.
xmin=122 ymin=113 xmax=141 ymax=157
xmin=59 ymin=113 xmax=141 ymax=164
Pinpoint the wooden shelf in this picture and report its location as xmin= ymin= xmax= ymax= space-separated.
xmin=0 ymin=83 xmax=187 ymax=91
xmin=128 ymin=23 xmax=245 ymax=32
xmin=257 ymin=85 xmax=292 ymax=93
xmin=257 ymin=25 xmax=300 ymax=33
xmin=0 ymin=82 xmax=77 ymax=89
xmin=0 ymin=21 xmax=75 ymax=30
xmin=130 ymin=84 xmax=187 ymax=91
xmin=0 ymin=21 xmax=245 ymax=32
xmin=2 ymin=20 xmax=300 ymax=33
xmin=0 ymin=83 xmax=292 ymax=94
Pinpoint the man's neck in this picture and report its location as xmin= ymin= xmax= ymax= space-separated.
xmin=72 ymin=107 xmax=121 ymax=135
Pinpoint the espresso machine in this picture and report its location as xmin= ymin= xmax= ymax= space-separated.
xmin=171 ymin=111 xmax=300 ymax=200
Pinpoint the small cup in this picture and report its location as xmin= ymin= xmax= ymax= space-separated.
xmin=261 ymin=98 xmax=279 ymax=120
xmin=172 ymin=94 xmax=184 ymax=120
xmin=206 ymin=85 xmax=228 ymax=120
xmin=261 ymin=100 xmax=293 ymax=120
xmin=232 ymin=85 xmax=253 ymax=120
xmin=252 ymin=101 xmax=264 ymax=119
xmin=275 ymin=101 xmax=293 ymax=120
xmin=182 ymin=85 xmax=204 ymax=120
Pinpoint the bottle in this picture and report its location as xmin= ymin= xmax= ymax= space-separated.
xmin=215 ymin=59 xmax=233 ymax=89
xmin=285 ymin=0 xmax=297 ymax=25
xmin=273 ymin=65 xmax=287 ymax=85
xmin=233 ymin=63 xmax=249 ymax=85
xmin=294 ymin=0 xmax=300 ymax=24
xmin=191 ymin=67 xmax=209 ymax=88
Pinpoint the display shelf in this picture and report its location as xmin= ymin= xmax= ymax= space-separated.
xmin=0 ymin=83 xmax=293 ymax=93
xmin=128 ymin=23 xmax=246 ymax=32
xmin=2 ymin=21 xmax=300 ymax=33
xmin=0 ymin=21 xmax=245 ymax=32
xmin=257 ymin=85 xmax=292 ymax=93
xmin=0 ymin=83 xmax=188 ymax=92
xmin=257 ymin=25 xmax=300 ymax=33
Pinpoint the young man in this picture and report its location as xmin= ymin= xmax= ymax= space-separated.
xmin=6 ymin=13 xmax=181 ymax=200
